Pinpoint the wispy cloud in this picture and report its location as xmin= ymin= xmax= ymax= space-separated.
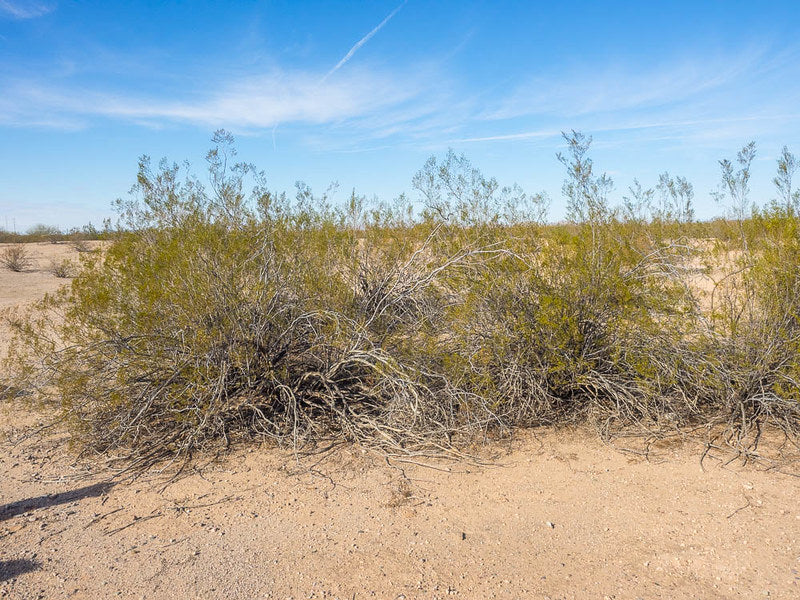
xmin=453 ymin=114 xmax=800 ymax=146
xmin=454 ymin=129 xmax=560 ymax=144
xmin=1 ymin=29 xmax=799 ymax=157
xmin=482 ymin=47 xmax=771 ymax=122
xmin=323 ymin=1 xmax=406 ymax=81
xmin=0 ymin=0 xmax=54 ymax=19
xmin=453 ymin=45 xmax=800 ymax=149
xmin=0 ymin=67 xmax=433 ymax=132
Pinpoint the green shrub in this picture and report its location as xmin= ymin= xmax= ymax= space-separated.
xmin=5 ymin=133 xmax=472 ymax=468
xmin=686 ymin=207 xmax=800 ymax=451
xmin=440 ymin=137 xmax=698 ymax=436
xmin=6 ymin=131 xmax=800 ymax=470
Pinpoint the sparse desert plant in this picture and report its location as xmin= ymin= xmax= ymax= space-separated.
xmin=773 ymin=146 xmax=800 ymax=216
xmin=48 ymin=258 xmax=74 ymax=278
xmin=69 ymin=239 xmax=94 ymax=253
xmin=0 ymin=244 xmax=33 ymax=272
xmin=687 ymin=206 xmax=800 ymax=453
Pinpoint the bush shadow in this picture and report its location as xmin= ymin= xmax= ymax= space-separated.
xmin=0 ymin=558 xmax=40 ymax=582
xmin=0 ymin=482 xmax=113 ymax=522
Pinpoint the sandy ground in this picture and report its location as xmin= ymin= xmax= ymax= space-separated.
xmin=2 ymin=243 xmax=800 ymax=600
xmin=0 ymin=242 xmax=101 ymax=309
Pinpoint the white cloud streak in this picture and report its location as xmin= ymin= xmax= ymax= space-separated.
xmin=0 ymin=67 xmax=431 ymax=132
xmin=323 ymin=1 xmax=406 ymax=81
xmin=454 ymin=129 xmax=560 ymax=144
xmin=482 ymin=48 xmax=771 ymax=122
xmin=451 ymin=46 xmax=800 ymax=149
xmin=1 ymin=36 xmax=798 ymax=156
xmin=0 ymin=0 xmax=54 ymax=19
xmin=453 ymin=114 xmax=800 ymax=146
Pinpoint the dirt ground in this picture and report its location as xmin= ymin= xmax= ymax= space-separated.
xmin=2 ymin=243 xmax=800 ymax=600
xmin=0 ymin=242 xmax=102 ymax=309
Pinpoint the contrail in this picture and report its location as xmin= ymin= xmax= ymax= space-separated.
xmin=323 ymin=1 xmax=407 ymax=81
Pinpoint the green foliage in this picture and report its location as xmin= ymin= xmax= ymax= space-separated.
xmin=773 ymin=146 xmax=800 ymax=216
xmin=557 ymin=131 xmax=613 ymax=225
xmin=6 ymin=130 xmax=800 ymax=469
xmin=5 ymin=133 xmax=469 ymax=467
xmin=442 ymin=157 xmax=697 ymax=434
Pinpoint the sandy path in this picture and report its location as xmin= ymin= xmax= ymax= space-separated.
xmin=1 ymin=243 xmax=799 ymax=599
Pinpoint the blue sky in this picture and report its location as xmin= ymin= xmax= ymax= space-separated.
xmin=2 ymin=0 xmax=800 ymax=230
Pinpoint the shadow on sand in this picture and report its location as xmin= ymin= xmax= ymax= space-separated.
xmin=0 ymin=559 xmax=40 ymax=582
xmin=0 ymin=482 xmax=114 ymax=522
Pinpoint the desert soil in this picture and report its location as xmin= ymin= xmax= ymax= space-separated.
xmin=1 ymin=243 xmax=800 ymax=600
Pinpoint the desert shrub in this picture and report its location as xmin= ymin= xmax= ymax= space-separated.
xmin=5 ymin=132 xmax=477 ymax=469
xmin=48 ymin=258 xmax=74 ymax=278
xmin=0 ymin=244 xmax=33 ymax=272
xmin=7 ymin=130 xmax=800 ymax=470
xmin=438 ymin=134 xmax=698 ymax=436
xmin=684 ymin=206 xmax=800 ymax=452
xmin=25 ymin=223 xmax=63 ymax=243
xmin=0 ymin=225 xmax=104 ymax=244
xmin=69 ymin=239 xmax=94 ymax=253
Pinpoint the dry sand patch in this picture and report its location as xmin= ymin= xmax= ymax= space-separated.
xmin=0 ymin=242 xmax=88 ymax=309
xmin=2 ymin=423 xmax=799 ymax=599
